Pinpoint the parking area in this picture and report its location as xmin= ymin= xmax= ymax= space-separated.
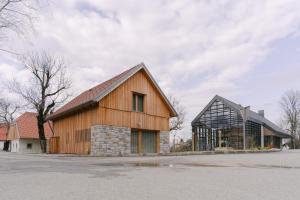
xmin=0 ymin=150 xmax=300 ymax=200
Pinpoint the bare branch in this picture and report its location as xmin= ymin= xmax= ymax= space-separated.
xmin=0 ymin=98 xmax=19 ymax=138
xmin=0 ymin=0 xmax=39 ymax=47
xmin=280 ymin=90 xmax=300 ymax=149
xmin=169 ymin=95 xmax=185 ymax=132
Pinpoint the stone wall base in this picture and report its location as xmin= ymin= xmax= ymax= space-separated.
xmin=91 ymin=125 xmax=130 ymax=156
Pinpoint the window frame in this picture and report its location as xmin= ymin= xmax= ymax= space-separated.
xmin=27 ymin=143 xmax=32 ymax=149
xmin=132 ymin=92 xmax=145 ymax=113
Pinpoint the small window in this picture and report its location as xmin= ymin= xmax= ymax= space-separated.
xmin=132 ymin=93 xmax=144 ymax=112
xmin=27 ymin=143 xmax=32 ymax=149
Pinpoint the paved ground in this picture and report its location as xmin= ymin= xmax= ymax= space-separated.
xmin=0 ymin=150 xmax=300 ymax=200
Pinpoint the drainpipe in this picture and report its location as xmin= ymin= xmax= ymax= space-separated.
xmin=240 ymin=106 xmax=250 ymax=150
xmin=261 ymin=125 xmax=264 ymax=148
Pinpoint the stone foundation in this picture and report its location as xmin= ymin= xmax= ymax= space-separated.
xmin=159 ymin=131 xmax=170 ymax=154
xmin=91 ymin=125 xmax=131 ymax=156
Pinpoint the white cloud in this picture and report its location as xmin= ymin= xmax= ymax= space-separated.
xmin=1 ymin=0 xmax=300 ymax=139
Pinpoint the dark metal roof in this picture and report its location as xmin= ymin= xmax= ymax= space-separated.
xmin=192 ymin=95 xmax=291 ymax=138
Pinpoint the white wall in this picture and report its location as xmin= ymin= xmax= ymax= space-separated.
xmin=10 ymin=139 xmax=42 ymax=153
xmin=0 ymin=141 xmax=4 ymax=150
xmin=10 ymin=139 xmax=20 ymax=152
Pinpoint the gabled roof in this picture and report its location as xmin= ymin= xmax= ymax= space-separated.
xmin=0 ymin=124 xmax=7 ymax=141
xmin=13 ymin=112 xmax=53 ymax=139
xmin=49 ymin=63 xmax=177 ymax=120
xmin=192 ymin=95 xmax=290 ymax=138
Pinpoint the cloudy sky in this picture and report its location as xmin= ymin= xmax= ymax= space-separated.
xmin=1 ymin=0 xmax=300 ymax=139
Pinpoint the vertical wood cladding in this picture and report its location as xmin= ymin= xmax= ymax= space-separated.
xmin=99 ymin=70 xmax=170 ymax=131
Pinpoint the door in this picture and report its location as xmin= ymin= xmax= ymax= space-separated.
xmin=142 ymin=131 xmax=157 ymax=153
xmin=131 ymin=130 xmax=139 ymax=154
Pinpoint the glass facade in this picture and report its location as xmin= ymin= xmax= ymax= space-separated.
xmin=192 ymin=99 xmax=262 ymax=150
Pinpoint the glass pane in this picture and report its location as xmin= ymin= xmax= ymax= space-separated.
xmin=138 ymin=95 xmax=143 ymax=112
xmin=132 ymin=94 xmax=136 ymax=111
xmin=131 ymin=130 xmax=138 ymax=153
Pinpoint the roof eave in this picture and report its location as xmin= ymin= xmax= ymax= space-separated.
xmin=47 ymin=100 xmax=97 ymax=121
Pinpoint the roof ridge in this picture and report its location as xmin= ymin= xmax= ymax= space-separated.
xmin=216 ymin=95 xmax=243 ymax=109
xmin=15 ymin=112 xmax=37 ymax=122
xmin=82 ymin=64 xmax=140 ymax=94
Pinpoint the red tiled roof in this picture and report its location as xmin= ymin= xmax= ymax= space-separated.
xmin=15 ymin=112 xmax=53 ymax=139
xmin=49 ymin=65 xmax=139 ymax=119
xmin=0 ymin=124 xmax=7 ymax=141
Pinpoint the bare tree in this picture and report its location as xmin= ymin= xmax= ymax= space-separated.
xmin=169 ymin=95 xmax=185 ymax=131
xmin=9 ymin=52 xmax=71 ymax=152
xmin=0 ymin=98 xmax=19 ymax=150
xmin=280 ymin=90 xmax=300 ymax=149
xmin=169 ymin=95 xmax=185 ymax=151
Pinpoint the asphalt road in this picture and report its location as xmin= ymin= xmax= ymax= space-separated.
xmin=0 ymin=150 xmax=299 ymax=200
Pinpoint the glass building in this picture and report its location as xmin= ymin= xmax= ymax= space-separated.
xmin=191 ymin=95 xmax=291 ymax=151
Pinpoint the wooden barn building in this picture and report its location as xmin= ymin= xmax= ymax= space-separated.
xmin=48 ymin=63 xmax=177 ymax=156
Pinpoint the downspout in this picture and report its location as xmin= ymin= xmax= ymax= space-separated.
xmin=241 ymin=106 xmax=250 ymax=150
xmin=261 ymin=125 xmax=264 ymax=148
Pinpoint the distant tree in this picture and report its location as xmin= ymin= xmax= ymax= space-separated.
xmin=172 ymin=139 xmax=192 ymax=152
xmin=280 ymin=90 xmax=300 ymax=149
xmin=9 ymin=52 xmax=71 ymax=152
xmin=0 ymin=98 xmax=19 ymax=150
xmin=169 ymin=95 xmax=185 ymax=131
xmin=169 ymin=95 xmax=185 ymax=151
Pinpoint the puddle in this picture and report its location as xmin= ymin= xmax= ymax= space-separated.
xmin=93 ymin=162 xmax=229 ymax=168
xmin=182 ymin=163 xmax=230 ymax=168
xmin=93 ymin=162 xmax=173 ymax=168
xmin=134 ymin=162 xmax=161 ymax=167
xmin=92 ymin=162 xmax=300 ymax=170
xmin=243 ymin=164 xmax=300 ymax=169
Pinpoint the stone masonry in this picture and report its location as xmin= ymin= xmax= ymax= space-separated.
xmin=159 ymin=131 xmax=170 ymax=154
xmin=91 ymin=125 xmax=131 ymax=156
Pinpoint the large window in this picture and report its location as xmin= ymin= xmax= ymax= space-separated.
xmin=132 ymin=93 xmax=144 ymax=112
xmin=130 ymin=129 xmax=157 ymax=154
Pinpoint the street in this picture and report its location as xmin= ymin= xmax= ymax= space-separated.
xmin=0 ymin=150 xmax=299 ymax=200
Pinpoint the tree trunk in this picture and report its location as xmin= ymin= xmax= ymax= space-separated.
xmin=40 ymin=139 xmax=47 ymax=153
xmin=3 ymin=141 xmax=9 ymax=151
xmin=37 ymin=116 xmax=47 ymax=153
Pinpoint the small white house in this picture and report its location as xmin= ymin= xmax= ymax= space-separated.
xmin=7 ymin=112 xmax=52 ymax=153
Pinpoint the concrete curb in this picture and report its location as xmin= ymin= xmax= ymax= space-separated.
xmin=163 ymin=149 xmax=281 ymax=156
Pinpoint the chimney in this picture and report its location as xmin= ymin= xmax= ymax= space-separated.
xmin=258 ymin=110 xmax=264 ymax=118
